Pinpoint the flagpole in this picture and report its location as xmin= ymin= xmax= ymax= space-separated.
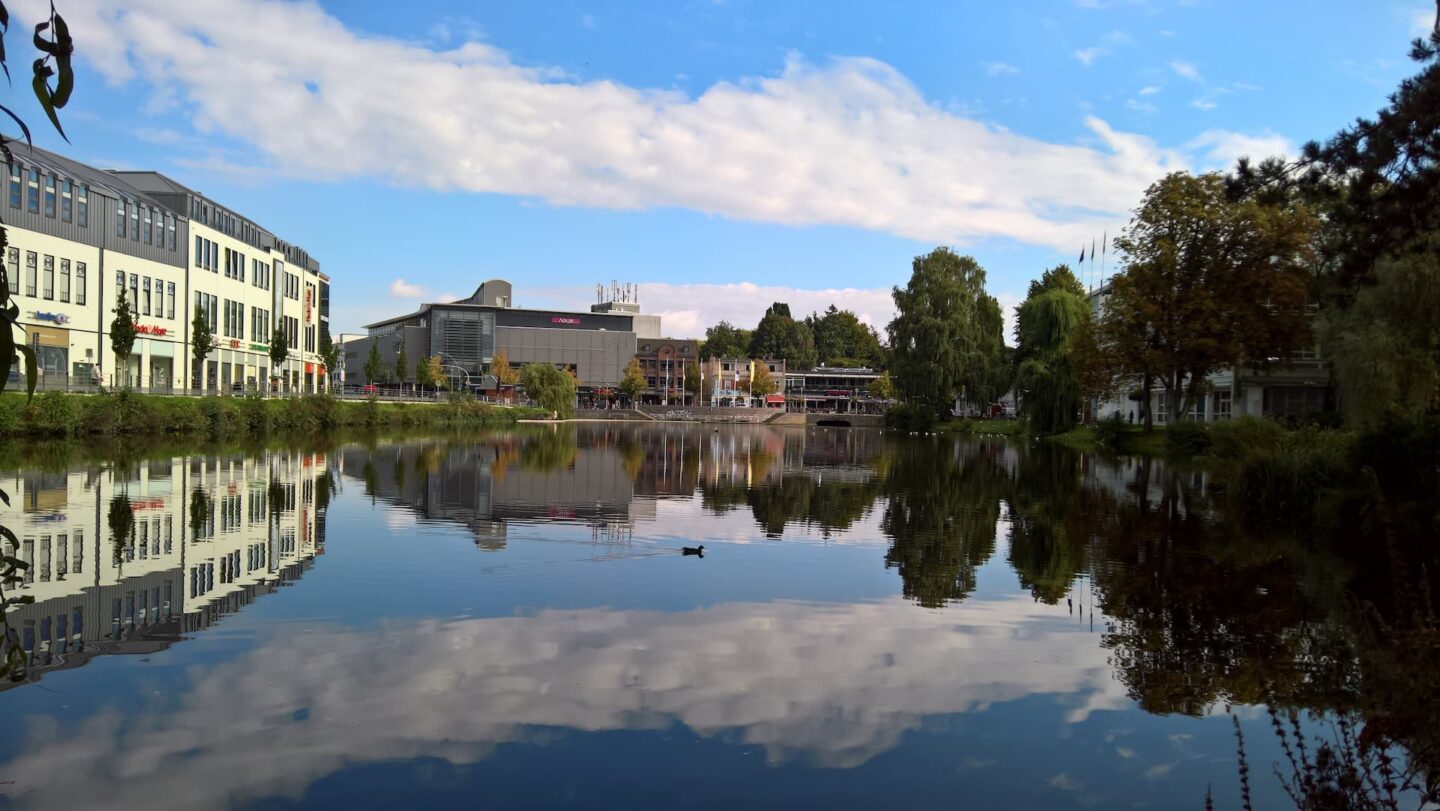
xmin=1100 ymin=230 xmax=1107 ymax=291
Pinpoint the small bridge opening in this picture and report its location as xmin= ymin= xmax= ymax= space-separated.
xmin=815 ymin=418 xmax=853 ymax=427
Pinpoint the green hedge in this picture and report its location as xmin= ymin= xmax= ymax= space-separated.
xmin=0 ymin=392 xmax=546 ymax=439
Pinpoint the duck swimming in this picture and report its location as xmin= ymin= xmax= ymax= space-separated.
xmin=682 ymin=545 xmax=705 ymax=557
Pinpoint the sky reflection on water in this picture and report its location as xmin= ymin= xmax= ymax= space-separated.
xmin=0 ymin=424 xmax=1322 ymax=808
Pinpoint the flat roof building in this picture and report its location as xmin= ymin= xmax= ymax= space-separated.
xmin=342 ymin=280 xmax=659 ymax=390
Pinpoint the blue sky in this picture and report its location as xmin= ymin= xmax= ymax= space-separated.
xmin=10 ymin=0 xmax=1433 ymax=337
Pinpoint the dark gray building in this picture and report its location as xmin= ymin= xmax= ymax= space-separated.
xmin=341 ymin=279 xmax=661 ymax=389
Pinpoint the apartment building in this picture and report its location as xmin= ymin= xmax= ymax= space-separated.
xmin=2 ymin=140 xmax=329 ymax=392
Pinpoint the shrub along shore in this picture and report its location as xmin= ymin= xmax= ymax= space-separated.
xmin=0 ymin=391 xmax=548 ymax=439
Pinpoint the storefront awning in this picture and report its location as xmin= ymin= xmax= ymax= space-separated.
xmin=764 ymin=394 xmax=785 ymax=404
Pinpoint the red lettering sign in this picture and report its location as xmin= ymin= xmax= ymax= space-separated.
xmin=229 ymin=339 xmax=242 ymax=349
xmin=136 ymin=324 xmax=168 ymax=336
xmin=305 ymin=288 xmax=312 ymax=322
xmin=551 ymin=316 xmax=580 ymax=325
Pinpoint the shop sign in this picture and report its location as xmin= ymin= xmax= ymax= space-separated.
xmin=128 ymin=497 xmax=165 ymax=511
xmin=304 ymin=288 xmax=312 ymax=322
xmin=136 ymin=324 xmax=168 ymax=336
xmin=304 ymin=362 xmax=315 ymax=374
xmin=249 ymin=343 xmax=268 ymax=352
xmin=229 ymin=339 xmax=242 ymax=349
xmin=29 ymin=311 xmax=68 ymax=325
xmin=551 ymin=316 xmax=581 ymax=325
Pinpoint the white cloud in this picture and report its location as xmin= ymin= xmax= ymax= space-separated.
xmin=982 ymin=61 xmax=1020 ymax=76
xmin=389 ymin=278 xmax=428 ymax=298
xmin=30 ymin=0 xmax=1275 ymax=256
xmin=1190 ymin=97 xmax=1217 ymax=111
xmin=1125 ymin=98 xmax=1156 ymax=113
xmin=1184 ymin=129 xmax=1291 ymax=169
xmin=1137 ymin=85 xmax=1161 ymax=96
xmin=1074 ymin=47 xmax=1107 ymax=66
xmin=0 ymin=596 xmax=1134 ymax=806
xmin=1169 ymin=60 xmax=1201 ymax=81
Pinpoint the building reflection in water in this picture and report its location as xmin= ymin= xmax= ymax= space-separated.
xmin=0 ymin=450 xmax=330 ymax=689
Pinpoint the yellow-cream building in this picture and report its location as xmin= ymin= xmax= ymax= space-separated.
xmin=3 ymin=141 xmax=330 ymax=392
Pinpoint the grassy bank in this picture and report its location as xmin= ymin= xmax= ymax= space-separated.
xmin=0 ymin=391 xmax=549 ymax=439
xmin=936 ymin=418 xmax=1023 ymax=437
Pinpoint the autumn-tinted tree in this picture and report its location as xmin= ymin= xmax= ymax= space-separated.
xmin=807 ymin=305 xmax=883 ymax=367
xmin=1013 ymin=265 xmax=1089 ymax=434
xmin=491 ymin=349 xmax=520 ymax=386
xmin=749 ymin=302 xmax=817 ymax=369
xmin=867 ymin=370 xmax=897 ymax=401
xmin=418 ymin=355 xmax=447 ymax=390
xmin=1104 ymin=172 xmax=1317 ymax=424
xmin=749 ymin=362 xmax=778 ymax=396
xmin=887 ymin=248 xmax=1007 ymax=418
xmin=683 ymin=361 xmax=703 ymax=404
xmin=619 ymin=357 xmax=646 ymax=401
xmin=699 ymin=321 xmax=751 ymax=359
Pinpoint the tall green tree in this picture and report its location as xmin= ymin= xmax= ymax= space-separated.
xmin=363 ymin=342 xmax=383 ymax=385
xmin=1013 ymin=265 xmax=1089 ymax=434
xmin=190 ymin=309 xmax=216 ymax=391
xmin=807 ymin=305 xmax=884 ymax=367
xmin=318 ymin=330 xmax=340 ymax=389
xmin=1104 ymin=172 xmax=1317 ymax=425
xmin=269 ymin=326 xmax=291 ymax=384
xmin=699 ymin=321 xmax=751 ymax=359
xmin=521 ymin=362 xmax=576 ymax=418
xmin=683 ymin=361 xmax=703 ymax=404
xmin=110 ymin=288 xmax=138 ymax=388
xmin=394 ymin=337 xmax=408 ymax=384
xmin=887 ymin=248 xmax=1007 ymax=418
xmin=749 ymin=302 xmax=817 ymax=369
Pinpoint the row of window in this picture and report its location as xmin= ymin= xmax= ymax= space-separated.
xmin=8 ymin=162 xmax=89 ymax=228
xmin=282 ymin=270 xmax=300 ymax=301
xmin=203 ymin=294 xmax=276 ymax=344
xmin=195 ymin=236 xmax=219 ymax=272
xmin=117 ymin=271 xmax=177 ymax=320
xmin=116 ymin=197 xmax=176 ymax=251
xmin=7 ymin=248 xmax=87 ymax=305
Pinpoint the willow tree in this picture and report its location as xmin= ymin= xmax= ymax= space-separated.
xmin=1014 ymin=265 xmax=1089 ymax=434
xmin=888 ymin=248 xmax=1007 ymax=419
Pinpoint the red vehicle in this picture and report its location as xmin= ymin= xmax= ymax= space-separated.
xmin=361 ymin=384 xmax=379 ymax=394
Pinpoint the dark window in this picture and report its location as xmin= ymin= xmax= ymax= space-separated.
xmin=194 ymin=235 xmax=203 ymax=267
xmin=26 ymin=167 xmax=38 ymax=213
xmin=143 ymin=207 xmax=152 ymax=244
xmin=8 ymin=161 xmax=20 ymax=207
xmin=77 ymin=185 xmax=87 ymax=227
xmin=117 ymin=199 xmax=127 ymax=236
xmin=43 ymin=174 xmax=55 ymax=217
xmin=130 ymin=206 xmax=139 ymax=241
xmin=60 ymin=179 xmax=71 ymax=222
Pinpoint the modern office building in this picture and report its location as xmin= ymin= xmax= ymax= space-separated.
xmin=2 ymin=140 xmax=329 ymax=392
xmin=343 ymin=279 xmax=664 ymax=390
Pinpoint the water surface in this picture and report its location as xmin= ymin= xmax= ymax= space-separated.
xmin=0 ymin=424 xmax=1370 ymax=808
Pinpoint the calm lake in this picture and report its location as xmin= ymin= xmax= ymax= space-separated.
xmin=0 ymin=423 xmax=1395 ymax=808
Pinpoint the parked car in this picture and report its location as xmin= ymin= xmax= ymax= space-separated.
xmin=361 ymin=383 xmax=379 ymax=394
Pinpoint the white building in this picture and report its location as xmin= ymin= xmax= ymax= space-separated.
xmin=4 ymin=141 xmax=330 ymax=393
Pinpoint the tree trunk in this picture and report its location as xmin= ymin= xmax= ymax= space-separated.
xmin=1141 ymin=376 xmax=1154 ymax=432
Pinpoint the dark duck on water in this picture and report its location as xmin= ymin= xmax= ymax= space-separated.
xmin=682 ymin=545 xmax=705 ymax=557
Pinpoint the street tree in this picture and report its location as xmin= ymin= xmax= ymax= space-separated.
xmin=749 ymin=303 xmax=817 ymax=369
xmin=619 ymin=358 xmax=646 ymax=401
xmin=269 ymin=327 xmax=291 ymax=390
xmin=363 ymin=342 xmax=384 ymax=385
xmin=491 ymin=350 xmax=520 ymax=386
xmin=394 ymin=338 xmax=408 ymax=385
xmin=1104 ymin=172 xmax=1317 ymax=425
xmin=110 ymin=288 xmax=138 ymax=388
xmin=418 ymin=355 xmax=447 ymax=390
xmin=887 ymin=248 xmax=1007 ymax=419
xmin=867 ymin=370 xmax=897 ymax=401
xmin=683 ymin=361 xmax=703 ymax=404
xmin=191 ymin=309 xmax=216 ymax=391
xmin=749 ymin=362 xmax=779 ymax=396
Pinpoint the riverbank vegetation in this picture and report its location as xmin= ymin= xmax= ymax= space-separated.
xmin=0 ymin=391 xmax=545 ymax=439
